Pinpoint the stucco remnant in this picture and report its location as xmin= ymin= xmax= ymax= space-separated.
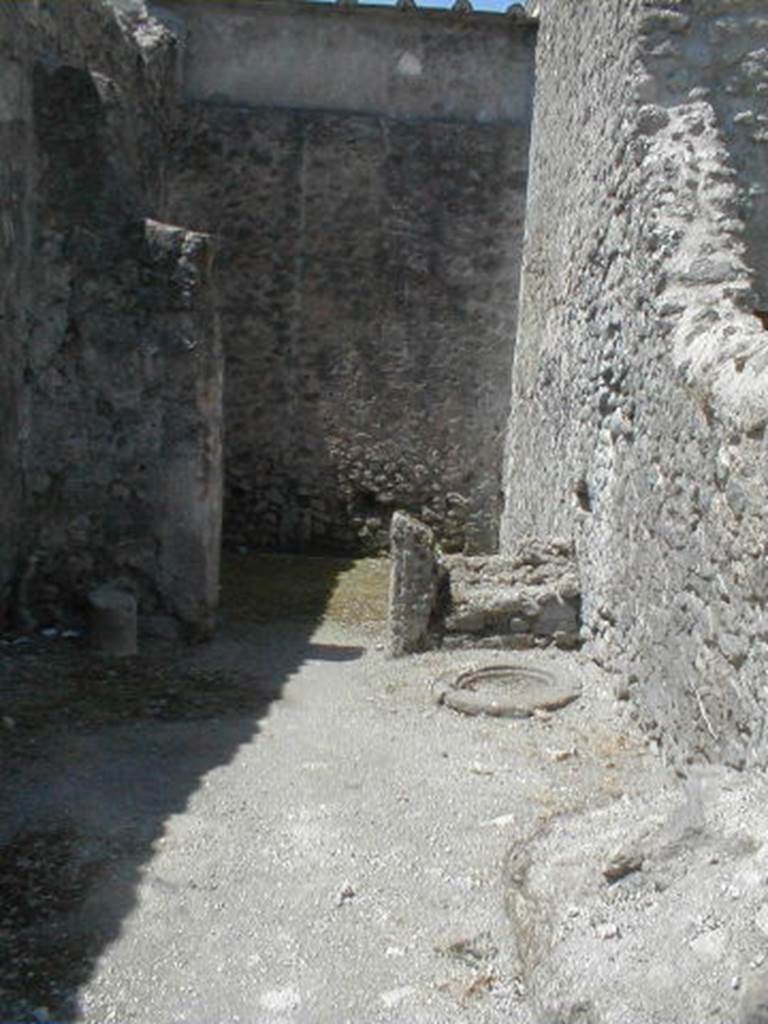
xmin=162 ymin=0 xmax=535 ymax=123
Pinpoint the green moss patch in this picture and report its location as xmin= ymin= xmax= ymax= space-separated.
xmin=220 ymin=553 xmax=389 ymax=626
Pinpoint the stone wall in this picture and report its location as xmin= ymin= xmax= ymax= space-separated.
xmin=1 ymin=1 xmax=222 ymax=636
xmin=502 ymin=0 xmax=768 ymax=768
xmin=164 ymin=1 xmax=535 ymax=554
xmin=0 ymin=2 xmax=33 ymax=628
xmin=387 ymin=512 xmax=580 ymax=656
xmin=156 ymin=0 xmax=534 ymax=122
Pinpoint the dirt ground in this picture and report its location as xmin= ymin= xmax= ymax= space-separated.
xmin=1 ymin=556 xmax=766 ymax=1024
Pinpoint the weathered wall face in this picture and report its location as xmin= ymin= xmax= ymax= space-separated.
xmin=156 ymin=0 xmax=533 ymax=123
xmin=165 ymin=2 xmax=534 ymax=554
xmin=168 ymin=107 xmax=529 ymax=553
xmin=0 ymin=3 xmax=33 ymax=627
xmin=2 ymin=1 xmax=222 ymax=635
xmin=503 ymin=0 xmax=768 ymax=767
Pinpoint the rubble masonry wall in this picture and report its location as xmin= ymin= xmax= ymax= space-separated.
xmin=163 ymin=0 xmax=536 ymax=553
xmin=1 ymin=1 xmax=222 ymax=636
xmin=502 ymin=0 xmax=768 ymax=767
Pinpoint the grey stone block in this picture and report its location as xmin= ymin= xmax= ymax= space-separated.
xmin=387 ymin=512 xmax=443 ymax=656
xmin=88 ymin=584 xmax=138 ymax=657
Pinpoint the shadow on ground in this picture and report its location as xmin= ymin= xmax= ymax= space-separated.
xmin=0 ymin=553 xmax=388 ymax=1022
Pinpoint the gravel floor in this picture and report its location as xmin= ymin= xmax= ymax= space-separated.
xmin=3 ymin=556 xmax=761 ymax=1024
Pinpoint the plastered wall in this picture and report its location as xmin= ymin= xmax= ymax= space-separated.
xmin=157 ymin=0 xmax=534 ymax=123
xmin=503 ymin=0 xmax=768 ymax=767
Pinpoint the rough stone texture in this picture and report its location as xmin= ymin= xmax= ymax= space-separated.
xmin=442 ymin=539 xmax=581 ymax=650
xmin=164 ymin=1 xmax=535 ymax=554
xmin=502 ymin=765 xmax=768 ymax=1024
xmin=2 ymin=1 xmax=222 ymax=636
xmin=502 ymin=0 xmax=768 ymax=768
xmin=388 ymin=522 xmax=580 ymax=654
xmin=387 ymin=511 xmax=444 ymax=656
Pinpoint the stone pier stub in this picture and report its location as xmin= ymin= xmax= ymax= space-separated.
xmin=388 ymin=512 xmax=444 ymax=656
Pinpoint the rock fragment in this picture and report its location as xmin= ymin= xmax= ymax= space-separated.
xmin=603 ymin=845 xmax=644 ymax=883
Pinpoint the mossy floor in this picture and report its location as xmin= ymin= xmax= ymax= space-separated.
xmin=220 ymin=553 xmax=390 ymax=626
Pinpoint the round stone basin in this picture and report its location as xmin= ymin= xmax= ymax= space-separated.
xmin=435 ymin=663 xmax=580 ymax=719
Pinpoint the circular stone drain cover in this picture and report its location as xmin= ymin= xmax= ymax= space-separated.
xmin=435 ymin=664 xmax=580 ymax=719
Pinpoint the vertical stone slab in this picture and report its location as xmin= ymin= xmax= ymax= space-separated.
xmin=143 ymin=220 xmax=223 ymax=638
xmin=387 ymin=512 xmax=443 ymax=656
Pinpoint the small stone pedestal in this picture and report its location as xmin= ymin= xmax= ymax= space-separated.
xmin=88 ymin=584 xmax=138 ymax=657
